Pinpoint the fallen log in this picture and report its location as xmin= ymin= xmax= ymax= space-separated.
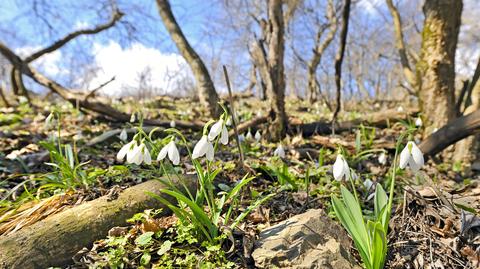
xmin=0 ymin=177 xmax=195 ymax=269
xmin=419 ymin=109 xmax=480 ymax=158
xmin=290 ymin=108 xmax=418 ymax=136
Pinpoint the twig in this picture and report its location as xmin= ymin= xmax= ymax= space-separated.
xmin=222 ymin=65 xmax=244 ymax=167
xmin=84 ymin=76 xmax=115 ymax=100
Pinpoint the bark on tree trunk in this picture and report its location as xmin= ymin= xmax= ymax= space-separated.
xmin=417 ymin=0 xmax=462 ymax=136
xmin=156 ymin=0 xmax=220 ymax=117
xmin=265 ymin=0 xmax=288 ymax=141
xmin=0 ymin=178 xmax=195 ymax=268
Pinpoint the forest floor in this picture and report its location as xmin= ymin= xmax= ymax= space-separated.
xmin=0 ymin=96 xmax=479 ymax=268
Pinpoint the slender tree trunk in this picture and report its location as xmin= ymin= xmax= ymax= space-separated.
xmin=10 ymin=67 xmax=31 ymax=104
xmin=332 ymin=0 xmax=351 ymax=131
xmin=307 ymin=0 xmax=337 ymax=104
xmin=265 ymin=0 xmax=287 ymax=140
xmin=417 ymin=0 xmax=462 ymax=136
xmin=156 ymin=0 xmax=220 ymax=117
xmin=0 ymin=81 xmax=10 ymax=107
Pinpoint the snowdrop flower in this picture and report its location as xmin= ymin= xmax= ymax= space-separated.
xmin=397 ymin=106 xmax=404 ymax=112
xmin=117 ymin=140 xmax=137 ymax=162
xmin=433 ymin=128 xmax=439 ymax=133
xmin=45 ymin=113 xmax=54 ymax=128
xmin=238 ymin=134 xmax=245 ymax=142
xmin=415 ymin=117 xmax=423 ymax=127
xmin=127 ymin=142 xmax=151 ymax=165
xmin=378 ymin=152 xmax=387 ymax=165
xmin=157 ymin=140 xmax=180 ymax=165
xmin=245 ymin=131 xmax=253 ymax=141
xmin=273 ymin=144 xmax=285 ymax=158
xmin=364 ymin=179 xmax=374 ymax=190
xmin=208 ymin=119 xmax=229 ymax=145
xmin=170 ymin=120 xmax=176 ymax=128
xmin=130 ymin=113 xmax=136 ymax=123
xmin=18 ymin=96 xmax=28 ymax=104
xmin=226 ymin=117 xmax=232 ymax=126
xmin=119 ymin=129 xmax=128 ymax=142
xmin=399 ymin=141 xmax=424 ymax=172
xmin=333 ymin=154 xmax=351 ymax=181
xmin=192 ymin=135 xmax=214 ymax=161
xmin=254 ymin=130 xmax=262 ymax=142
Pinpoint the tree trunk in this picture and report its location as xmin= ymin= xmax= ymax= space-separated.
xmin=156 ymin=0 xmax=220 ymax=117
xmin=417 ymin=0 xmax=462 ymax=136
xmin=307 ymin=0 xmax=337 ymax=104
xmin=452 ymin=79 xmax=480 ymax=168
xmin=0 ymin=81 xmax=9 ymax=107
xmin=265 ymin=0 xmax=287 ymax=141
xmin=332 ymin=0 xmax=351 ymax=130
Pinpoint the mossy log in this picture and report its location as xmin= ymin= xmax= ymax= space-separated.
xmin=0 ymin=178 xmax=194 ymax=269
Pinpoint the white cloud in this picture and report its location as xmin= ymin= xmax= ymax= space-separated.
xmin=16 ymin=46 xmax=64 ymax=76
xmin=88 ymin=41 xmax=193 ymax=97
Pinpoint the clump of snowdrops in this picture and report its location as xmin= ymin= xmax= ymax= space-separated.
xmin=331 ymin=135 xmax=424 ymax=269
xmin=117 ymin=106 xmax=271 ymax=244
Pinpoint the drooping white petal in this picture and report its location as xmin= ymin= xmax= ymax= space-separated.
xmin=220 ymin=126 xmax=229 ymax=145
xmin=274 ymin=145 xmax=285 ymax=158
xmin=117 ymin=141 xmax=135 ymax=161
xmin=238 ymin=134 xmax=245 ymax=142
xmin=192 ymin=135 xmax=209 ymax=159
xmin=343 ymin=158 xmax=351 ymax=180
xmin=170 ymin=120 xmax=176 ymax=128
xmin=333 ymin=155 xmax=346 ymax=181
xmin=415 ymin=117 xmax=423 ymax=127
xmin=408 ymin=157 xmax=420 ymax=173
xmin=378 ymin=152 xmax=387 ymax=165
xmin=157 ymin=144 xmax=169 ymax=161
xmin=246 ymin=131 xmax=253 ymax=140
xmin=167 ymin=141 xmax=180 ymax=165
xmin=410 ymin=142 xmax=424 ymax=168
xmin=208 ymin=119 xmax=224 ymax=141
xmin=128 ymin=144 xmax=142 ymax=164
xmin=399 ymin=145 xmax=410 ymax=169
xmin=205 ymin=141 xmax=214 ymax=161
xmin=254 ymin=131 xmax=261 ymax=142
xmin=364 ymin=179 xmax=374 ymax=189
xmin=142 ymin=145 xmax=152 ymax=165
xmin=119 ymin=129 xmax=128 ymax=142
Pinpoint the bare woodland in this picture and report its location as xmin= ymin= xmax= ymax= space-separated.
xmin=0 ymin=0 xmax=480 ymax=268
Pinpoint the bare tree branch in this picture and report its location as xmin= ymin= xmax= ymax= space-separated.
xmin=24 ymin=10 xmax=124 ymax=63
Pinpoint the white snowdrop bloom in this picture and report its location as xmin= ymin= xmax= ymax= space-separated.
xmin=415 ymin=117 xmax=423 ymax=127
xmin=130 ymin=113 xmax=136 ymax=123
xmin=238 ymin=134 xmax=245 ymax=142
xmin=170 ymin=120 xmax=176 ymax=128
xmin=226 ymin=117 xmax=232 ymax=126
xmin=18 ymin=96 xmax=28 ymax=104
xmin=399 ymin=141 xmax=424 ymax=172
xmin=246 ymin=131 xmax=253 ymax=140
xmin=45 ymin=113 xmax=54 ymax=128
xmin=378 ymin=152 xmax=387 ymax=165
xmin=364 ymin=179 xmax=374 ymax=190
xmin=208 ymin=119 xmax=228 ymax=145
xmin=333 ymin=154 xmax=351 ymax=181
xmin=433 ymin=128 xmax=439 ymax=133
xmin=273 ymin=144 xmax=286 ymax=158
xmin=157 ymin=140 xmax=180 ymax=165
xmin=192 ymin=135 xmax=215 ymax=161
xmin=119 ymin=129 xmax=128 ymax=142
xmin=254 ymin=130 xmax=262 ymax=142
xmin=397 ymin=106 xmax=404 ymax=112
xmin=126 ymin=142 xmax=151 ymax=165
xmin=117 ymin=140 xmax=136 ymax=162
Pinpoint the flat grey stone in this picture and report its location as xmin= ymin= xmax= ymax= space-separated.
xmin=252 ymin=209 xmax=361 ymax=269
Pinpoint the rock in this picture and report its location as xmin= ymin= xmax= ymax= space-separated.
xmin=252 ymin=209 xmax=360 ymax=269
